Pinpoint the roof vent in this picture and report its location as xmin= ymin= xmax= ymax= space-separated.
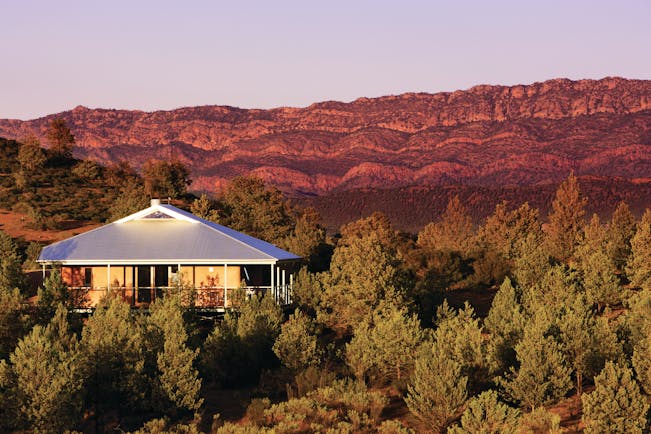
xmin=151 ymin=199 xmax=161 ymax=206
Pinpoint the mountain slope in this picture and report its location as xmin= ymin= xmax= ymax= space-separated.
xmin=0 ymin=77 xmax=649 ymax=197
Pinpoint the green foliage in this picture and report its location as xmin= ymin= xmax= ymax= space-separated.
xmin=273 ymin=308 xmax=322 ymax=372
xmin=290 ymin=267 xmax=323 ymax=315
xmin=108 ymin=182 xmax=150 ymax=221
xmin=418 ymin=195 xmax=475 ymax=255
xmin=556 ymin=292 xmax=620 ymax=395
xmin=46 ymin=118 xmax=75 ymax=159
xmin=433 ymin=301 xmax=486 ymax=389
xmin=501 ymin=310 xmax=572 ymax=409
xmin=574 ymin=214 xmax=623 ymax=309
xmin=37 ymin=268 xmax=71 ymax=323
xmin=626 ymin=209 xmax=651 ymax=290
xmin=80 ymin=295 xmax=146 ymax=422
xmin=511 ymin=233 xmax=552 ymax=290
xmin=405 ymin=341 xmax=468 ymax=432
xmin=71 ymin=159 xmax=101 ymax=180
xmin=447 ymin=390 xmax=520 ymax=434
xmin=147 ymin=293 xmax=203 ymax=415
xmin=8 ymin=305 xmax=83 ymax=432
xmin=318 ymin=228 xmax=406 ymax=335
xmin=190 ymin=193 xmax=220 ymax=221
xmin=280 ymin=206 xmax=326 ymax=261
xmin=606 ymin=201 xmax=636 ymax=274
xmin=346 ymin=304 xmax=423 ymax=388
xmin=202 ymin=292 xmax=283 ymax=386
xmin=485 ymin=277 xmax=526 ymax=375
xmin=582 ymin=361 xmax=648 ymax=434
xmin=479 ymin=201 xmax=542 ymax=261
xmin=216 ymin=176 xmax=294 ymax=244
xmin=632 ymin=323 xmax=651 ymax=395
xmin=17 ymin=136 xmax=46 ymax=172
xmin=0 ymin=230 xmax=26 ymax=292
xmin=0 ymin=287 xmax=27 ymax=361
xmin=142 ymin=159 xmax=192 ymax=199
xmin=545 ymin=172 xmax=587 ymax=261
xmin=517 ymin=407 xmax=562 ymax=434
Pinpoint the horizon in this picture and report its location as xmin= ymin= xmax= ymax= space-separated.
xmin=3 ymin=75 xmax=645 ymax=121
xmin=2 ymin=1 xmax=650 ymax=120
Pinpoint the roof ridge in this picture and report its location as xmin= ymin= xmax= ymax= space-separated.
xmin=160 ymin=204 xmax=281 ymax=260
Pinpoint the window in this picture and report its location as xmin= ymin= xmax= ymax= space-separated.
xmin=84 ymin=268 xmax=92 ymax=287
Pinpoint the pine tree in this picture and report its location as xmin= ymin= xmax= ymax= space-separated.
xmin=433 ymin=301 xmax=486 ymax=389
xmin=557 ymin=293 xmax=620 ymax=395
xmin=346 ymin=305 xmax=423 ymax=388
xmin=142 ymin=159 xmax=192 ymax=199
xmin=418 ymin=195 xmax=475 ymax=255
xmin=9 ymin=305 xmax=83 ymax=432
xmin=46 ymin=118 xmax=75 ymax=158
xmin=502 ymin=311 xmax=572 ymax=409
xmin=0 ymin=287 xmax=27 ymax=360
xmin=80 ymin=296 xmax=146 ymax=425
xmin=582 ymin=362 xmax=648 ymax=434
xmin=606 ymin=201 xmax=636 ymax=274
xmin=405 ymin=342 xmax=468 ymax=432
xmin=318 ymin=230 xmax=405 ymax=335
xmin=479 ymin=201 xmax=542 ymax=261
xmin=511 ymin=233 xmax=552 ymax=290
xmin=0 ymin=230 xmax=26 ymax=292
xmin=626 ymin=209 xmax=651 ymax=290
xmin=447 ymin=390 xmax=520 ymax=434
xmin=273 ymin=309 xmax=322 ymax=372
xmin=148 ymin=293 xmax=203 ymax=415
xmin=545 ymin=172 xmax=587 ymax=262
xmin=36 ymin=268 xmax=71 ymax=323
xmin=17 ymin=135 xmax=46 ymax=172
xmin=484 ymin=277 xmax=526 ymax=374
xmin=517 ymin=407 xmax=562 ymax=434
xmin=632 ymin=326 xmax=651 ymax=395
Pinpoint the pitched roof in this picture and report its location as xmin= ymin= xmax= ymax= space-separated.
xmin=38 ymin=203 xmax=301 ymax=264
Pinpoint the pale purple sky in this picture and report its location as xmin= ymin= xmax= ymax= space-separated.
xmin=1 ymin=0 xmax=649 ymax=120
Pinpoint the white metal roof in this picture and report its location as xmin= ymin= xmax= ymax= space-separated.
xmin=38 ymin=203 xmax=301 ymax=264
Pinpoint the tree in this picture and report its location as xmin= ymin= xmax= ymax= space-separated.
xmin=502 ymin=310 xmax=572 ymax=409
xmin=142 ymin=159 xmax=192 ymax=199
xmin=80 ymin=296 xmax=146 ymax=426
xmin=433 ymin=301 xmax=486 ymax=389
xmin=0 ymin=230 xmax=26 ymax=292
xmin=511 ymin=233 xmax=552 ymax=290
xmin=318 ymin=230 xmax=405 ymax=335
xmin=108 ymin=182 xmax=149 ymax=221
xmin=273 ymin=309 xmax=322 ymax=372
xmin=575 ymin=214 xmax=623 ymax=310
xmin=405 ymin=341 xmax=468 ymax=432
xmin=0 ymin=287 xmax=27 ymax=360
xmin=626 ymin=209 xmax=651 ymax=290
xmin=582 ymin=362 xmax=648 ymax=434
xmin=418 ymin=195 xmax=475 ymax=255
xmin=632 ymin=325 xmax=651 ymax=395
xmin=517 ymin=407 xmax=562 ymax=434
xmin=346 ymin=305 xmax=423 ymax=388
xmin=606 ymin=201 xmax=636 ymax=274
xmin=216 ymin=176 xmax=293 ymax=244
xmin=485 ymin=277 xmax=526 ymax=374
xmin=46 ymin=118 xmax=75 ymax=158
xmin=447 ymin=390 xmax=520 ymax=434
xmin=556 ymin=293 xmax=620 ymax=395
xmin=36 ymin=268 xmax=71 ymax=324
xmin=479 ymin=201 xmax=542 ymax=261
xmin=147 ymin=293 xmax=203 ymax=415
xmin=17 ymin=135 xmax=46 ymax=172
xmin=190 ymin=193 xmax=220 ymax=221
xmin=545 ymin=172 xmax=587 ymax=261
xmin=280 ymin=206 xmax=326 ymax=262
xmin=9 ymin=305 xmax=83 ymax=432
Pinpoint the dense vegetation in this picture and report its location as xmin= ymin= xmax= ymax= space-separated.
xmin=2 ymin=126 xmax=651 ymax=432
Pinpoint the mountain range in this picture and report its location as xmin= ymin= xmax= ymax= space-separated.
xmin=1 ymin=77 xmax=650 ymax=231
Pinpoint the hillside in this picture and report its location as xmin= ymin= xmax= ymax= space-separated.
xmin=0 ymin=77 xmax=648 ymax=195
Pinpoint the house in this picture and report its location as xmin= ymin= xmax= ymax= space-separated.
xmin=37 ymin=199 xmax=301 ymax=310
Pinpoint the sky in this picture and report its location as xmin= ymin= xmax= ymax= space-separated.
xmin=1 ymin=0 xmax=650 ymax=120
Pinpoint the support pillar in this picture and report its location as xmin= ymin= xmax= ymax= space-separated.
xmin=107 ymin=264 xmax=111 ymax=292
xmin=224 ymin=264 xmax=228 ymax=308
